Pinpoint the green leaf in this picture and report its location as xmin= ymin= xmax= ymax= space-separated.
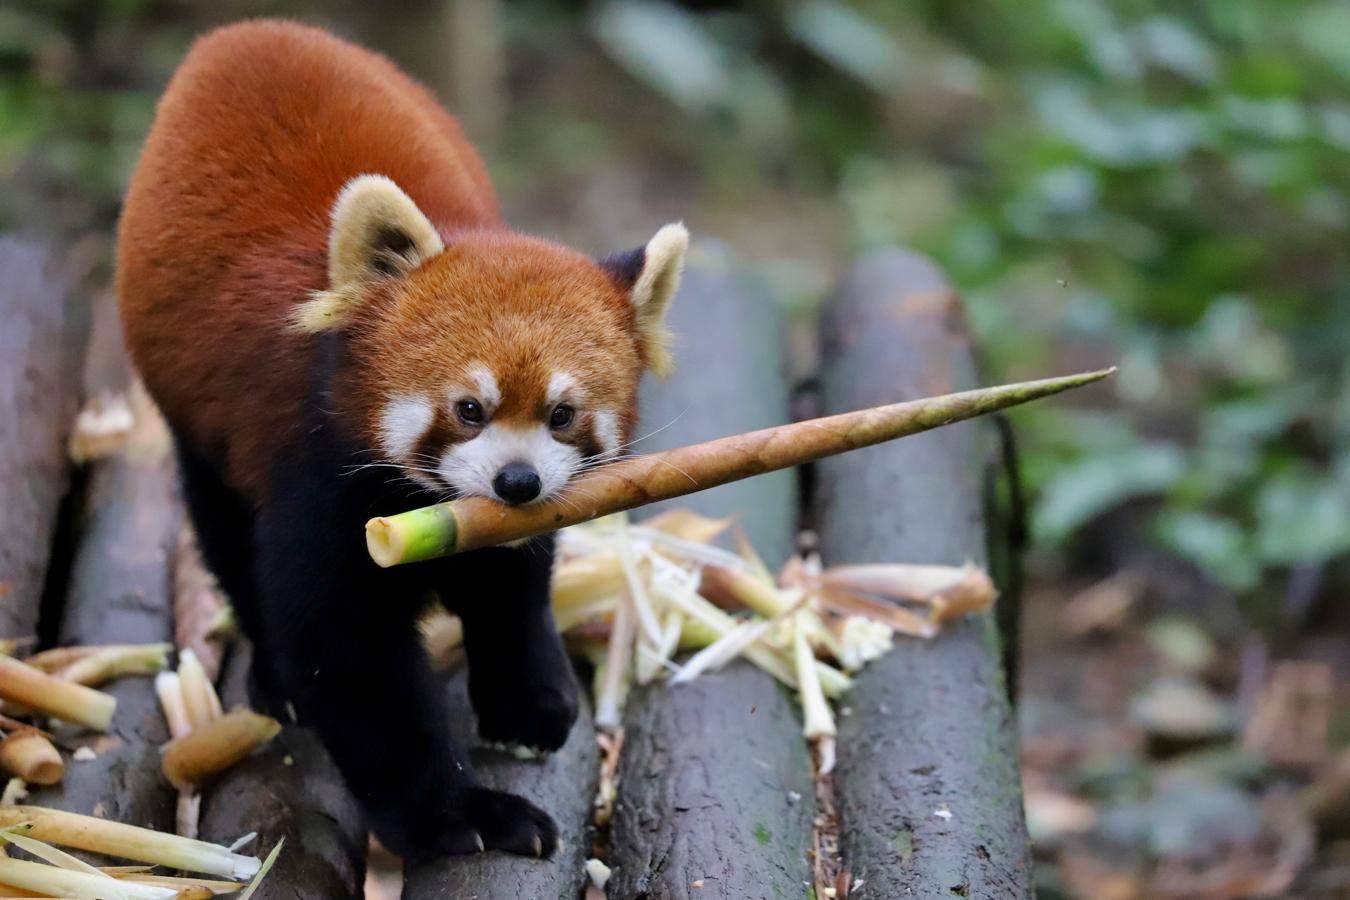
xmin=785 ymin=1 xmax=907 ymax=92
xmin=592 ymin=1 xmax=732 ymax=112
xmin=1033 ymin=443 xmax=1186 ymax=542
xmin=1153 ymin=511 xmax=1259 ymax=591
xmin=1255 ymin=470 xmax=1350 ymax=565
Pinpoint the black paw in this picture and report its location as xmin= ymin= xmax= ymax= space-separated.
xmin=472 ymin=677 xmax=578 ymax=753
xmin=387 ymin=788 xmax=560 ymax=862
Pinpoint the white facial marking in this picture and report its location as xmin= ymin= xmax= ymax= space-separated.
xmin=547 ymin=371 xmax=582 ymax=405
xmin=466 ymin=364 xmax=501 ymax=411
xmin=438 ymin=423 xmax=581 ymax=502
xmin=379 ymin=395 xmax=435 ymax=460
xmin=593 ymin=410 xmax=621 ymax=457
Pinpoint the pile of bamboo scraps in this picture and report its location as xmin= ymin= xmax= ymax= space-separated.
xmin=0 ymin=644 xmax=174 ymax=786
xmin=0 ymin=808 xmax=281 ymax=899
xmin=0 ymin=643 xmax=283 ymax=897
xmin=423 ymin=508 xmax=997 ymax=771
xmin=155 ymin=650 xmax=281 ymax=838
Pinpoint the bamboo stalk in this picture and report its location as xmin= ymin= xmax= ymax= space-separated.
xmin=367 ymin=368 xmax=1114 ymax=566
xmin=0 ymin=856 xmax=176 ymax=899
xmin=0 ymin=734 xmax=62 ymax=785
xmin=0 ymin=658 xmax=116 ymax=731
xmin=161 ymin=710 xmax=281 ymax=789
xmin=0 ymin=808 xmax=260 ymax=880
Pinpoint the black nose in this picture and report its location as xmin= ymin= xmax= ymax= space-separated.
xmin=493 ymin=462 xmax=541 ymax=505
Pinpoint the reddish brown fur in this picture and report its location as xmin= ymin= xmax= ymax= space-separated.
xmin=337 ymin=228 xmax=642 ymax=455
xmin=119 ymin=19 xmax=640 ymax=502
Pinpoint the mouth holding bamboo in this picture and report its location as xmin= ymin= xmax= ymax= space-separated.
xmin=366 ymin=367 xmax=1116 ymax=567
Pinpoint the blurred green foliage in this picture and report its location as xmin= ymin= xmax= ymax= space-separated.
xmin=580 ymin=0 xmax=1350 ymax=596
xmin=2 ymin=0 xmax=1346 ymax=600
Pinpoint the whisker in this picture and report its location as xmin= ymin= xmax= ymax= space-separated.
xmin=652 ymin=457 xmax=698 ymax=486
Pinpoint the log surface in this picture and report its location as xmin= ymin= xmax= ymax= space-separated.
xmin=402 ymin=671 xmax=600 ymax=900
xmin=607 ymin=257 xmax=814 ymax=900
xmin=199 ymin=640 xmax=368 ymax=898
xmin=27 ymin=401 xmax=181 ymax=827
xmin=610 ymin=665 xmax=814 ymax=900
xmin=0 ymin=238 xmax=85 ymax=642
xmin=815 ymin=249 xmax=1033 ymax=897
xmin=28 ymin=298 xmax=178 ymax=829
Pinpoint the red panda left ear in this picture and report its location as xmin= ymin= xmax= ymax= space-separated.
xmin=293 ymin=175 xmax=444 ymax=332
xmin=601 ymin=222 xmax=688 ymax=378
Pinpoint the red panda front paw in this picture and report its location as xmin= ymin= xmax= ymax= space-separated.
xmin=461 ymin=787 xmax=559 ymax=858
xmin=392 ymin=787 xmax=559 ymax=861
xmin=418 ymin=793 xmax=556 ymax=863
xmin=473 ymin=679 xmax=578 ymax=754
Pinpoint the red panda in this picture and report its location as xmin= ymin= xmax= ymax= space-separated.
xmin=117 ymin=19 xmax=686 ymax=860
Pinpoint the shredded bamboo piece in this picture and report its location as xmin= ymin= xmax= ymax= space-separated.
xmin=0 ymin=855 xmax=176 ymax=899
xmin=0 ymin=807 xmax=260 ymax=880
xmin=175 ymin=650 xmax=221 ymax=731
xmin=154 ymin=673 xmax=192 ymax=742
xmin=594 ymin=592 xmax=635 ymax=732
xmin=367 ymin=369 xmax=1114 ymax=565
xmin=0 ymin=658 xmax=116 ymax=732
xmin=0 ymin=735 xmax=62 ymax=786
xmin=161 ymin=710 xmax=281 ymax=789
xmin=55 ymin=644 xmax=171 ymax=687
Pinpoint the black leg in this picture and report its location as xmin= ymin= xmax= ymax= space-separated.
xmin=437 ymin=535 xmax=579 ymax=753
xmin=252 ymin=492 xmax=559 ymax=860
xmin=173 ymin=439 xmax=281 ymax=711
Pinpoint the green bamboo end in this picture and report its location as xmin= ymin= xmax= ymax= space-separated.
xmin=366 ymin=504 xmax=459 ymax=568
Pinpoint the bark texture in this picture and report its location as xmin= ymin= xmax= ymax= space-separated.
xmin=607 ymin=259 xmax=814 ymax=900
xmin=198 ymin=640 xmax=368 ymax=898
xmin=402 ymin=671 xmax=600 ymax=900
xmin=0 ymin=238 xmax=85 ymax=642
xmin=29 ymin=300 xmax=178 ymax=829
xmin=815 ymin=249 xmax=1033 ymax=897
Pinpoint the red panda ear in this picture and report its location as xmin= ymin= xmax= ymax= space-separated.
xmin=600 ymin=222 xmax=688 ymax=378
xmin=293 ymin=175 xmax=444 ymax=332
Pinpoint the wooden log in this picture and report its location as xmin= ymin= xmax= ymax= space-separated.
xmin=27 ymin=299 xmax=179 ymax=828
xmin=197 ymin=640 xmax=367 ymax=898
xmin=401 ymin=672 xmax=599 ymax=900
xmin=607 ymin=259 xmax=815 ymax=900
xmin=0 ymin=238 xmax=85 ymax=643
xmin=815 ymin=249 xmax=1034 ymax=896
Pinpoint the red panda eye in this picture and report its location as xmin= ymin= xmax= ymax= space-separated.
xmin=456 ymin=399 xmax=484 ymax=425
xmin=550 ymin=404 xmax=575 ymax=429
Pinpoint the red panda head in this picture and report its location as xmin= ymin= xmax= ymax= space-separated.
xmin=297 ymin=175 xmax=687 ymax=505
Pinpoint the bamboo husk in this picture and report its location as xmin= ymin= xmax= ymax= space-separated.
xmin=0 ymin=734 xmax=62 ymax=786
xmin=0 ymin=658 xmax=116 ymax=731
xmin=367 ymin=369 xmax=1114 ymax=566
xmin=0 ymin=856 xmax=176 ymax=899
xmin=161 ymin=710 xmax=281 ymax=789
xmin=175 ymin=650 xmax=221 ymax=730
xmin=23 ymin=645 xmax=105 ymax=674
xmin=114 ymin=873 xmax=241 ymax=897
xmin=154 ymin=672 xmax=192 ymax=742
xmin=0 ymin=807 xmax=260 ymax=880
xmin=0 ymin=640 xmax=31 ymax=658
xmin=54 ymin=644 xmax=171 ymax=687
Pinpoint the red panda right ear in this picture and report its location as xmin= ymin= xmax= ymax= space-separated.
xmin=292 ymin=175 xmax=444 ymax=332
xmin=599 ymin=223 xmax=688 ymax=378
